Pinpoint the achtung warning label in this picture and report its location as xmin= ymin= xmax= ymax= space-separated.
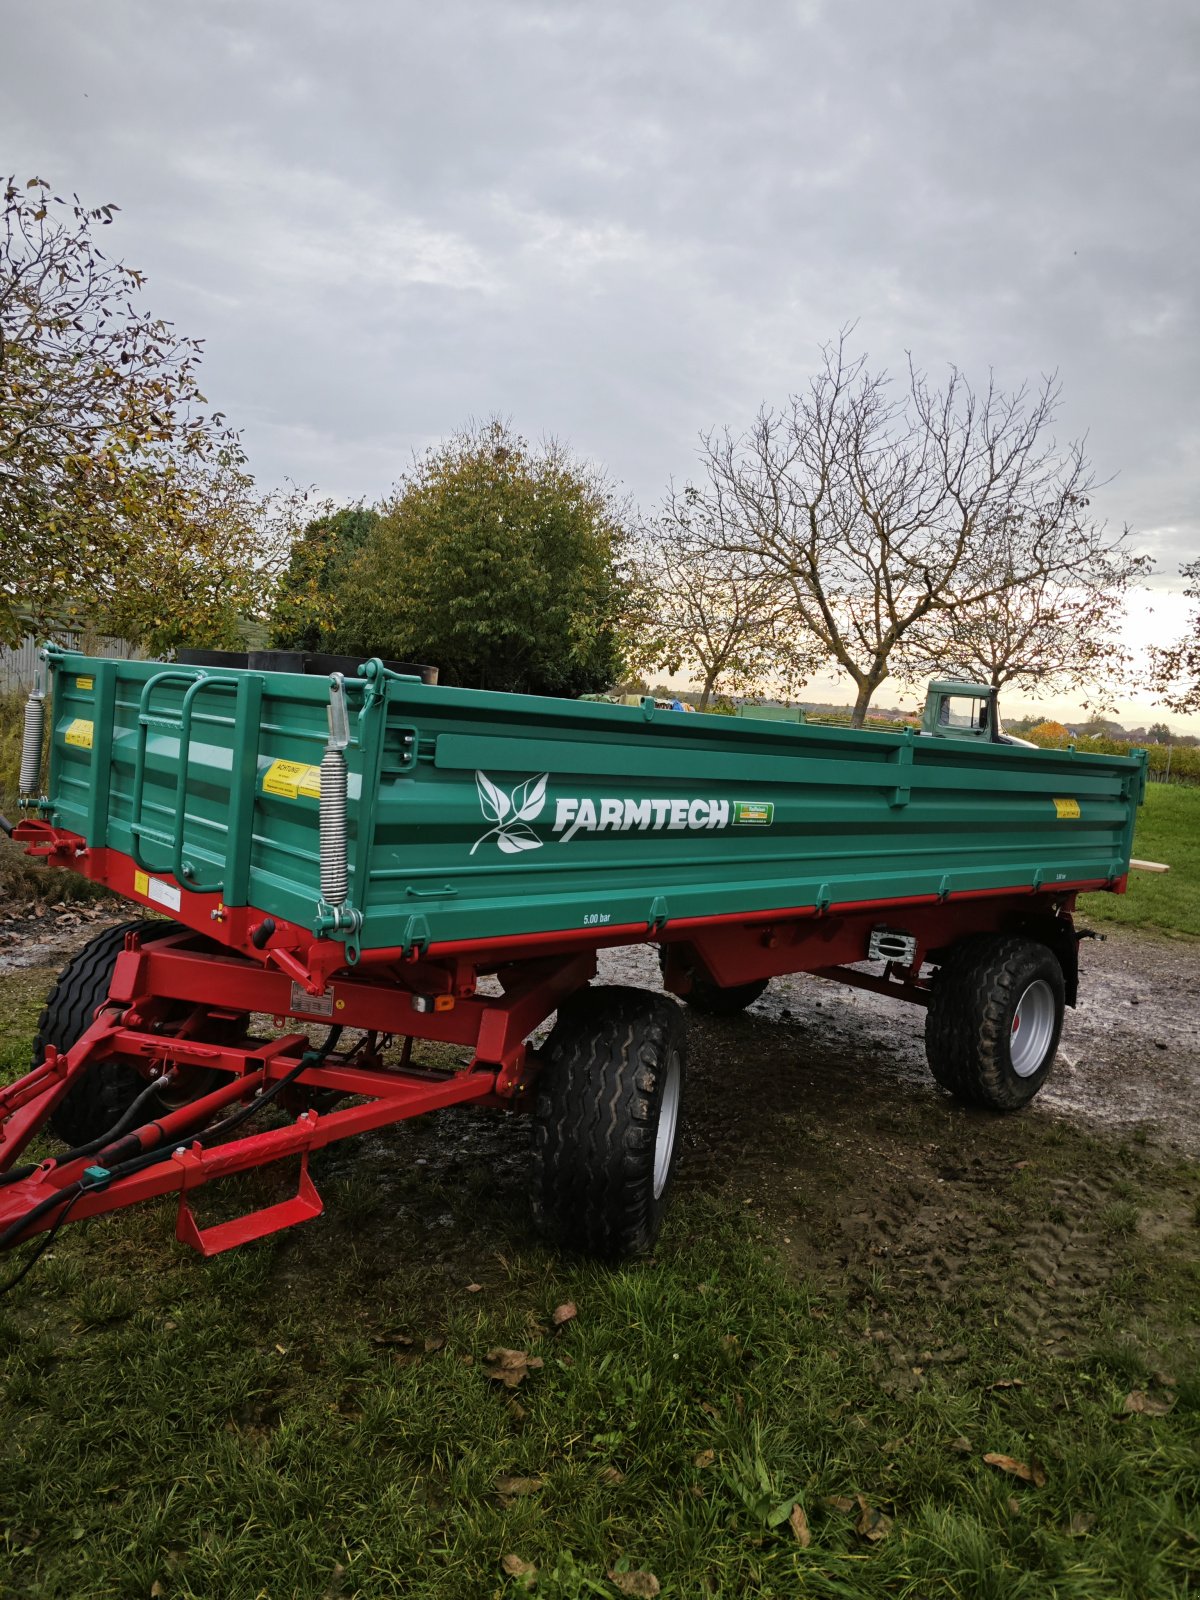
xmin=65 ymin=718 xmax=93 ymax=749
xmin=262 ymin=758 xmax=322 ymax=799
xmin=1053 ymin=797 xmax=1081 ymax=820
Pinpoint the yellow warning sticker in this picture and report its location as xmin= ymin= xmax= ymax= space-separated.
xmin=1053 ymin=797 xmax=1081 ymax=819
xmin=263 ymin=758 xmax=322 ymax=799
xmin=65 ymin=718 xmax=94 ymax=749
xmin=133 ymin=870 xmax=181 ymax=911
xmin=76 ymin=676 xmax=94 ymax=691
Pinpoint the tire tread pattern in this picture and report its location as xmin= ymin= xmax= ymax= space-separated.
xmin=925 ymin=935 xmax=1065 ymax=1112
xmin=531 ymin=986 xmax=686 ymax=1259
xmin=33 ymin=920 xmax=169 ymax=1145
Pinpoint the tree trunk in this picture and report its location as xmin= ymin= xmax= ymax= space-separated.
xmin=849 ymin=680 xmax=875 ymax=727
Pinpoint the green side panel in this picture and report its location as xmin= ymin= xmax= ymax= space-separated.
xmin=42 ymin=652 xmax=1145 ymax=952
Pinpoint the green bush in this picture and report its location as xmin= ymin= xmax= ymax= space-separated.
xmin=1025 ymin=725 xmax=1200 ymax=784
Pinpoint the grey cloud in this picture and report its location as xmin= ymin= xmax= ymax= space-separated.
xmin=4 ymin=0 xmax=1197 ymax=577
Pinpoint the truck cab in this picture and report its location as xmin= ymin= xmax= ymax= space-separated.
xmin=920 ymin=680 xmax=1034 ymax=747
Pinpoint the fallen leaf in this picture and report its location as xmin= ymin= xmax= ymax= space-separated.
xmin=1065 ymin=1512 xmax=1095 ymax=1538
xmin=988 ymin=1379 xmax=1024 ymax=1391
xmin=946 ymin=1436 xmax=972 ymax=1455
xmin=466 ymin=1283 xmax=484 ymax=1294
xmin=983 ymin=1453 xmax=1047 ymax=1488
xmin=607 ymin=1570 xmax=660 ymax=1597
xmin=1122 ymin=1389 xmax=1176 ymax=1416
xmin=788 ymin=1503 xmax=812 ymax=1546
xmin=150 ymin=1584 xmax=164 ymax=1598
xmin=496 ymin=1475 xmax=544 ymax=1499
xmin=1007 ymin=1496 xmax=1021 ymax=1515
xmin=484 ymin=1348 xmax=545 ymax=1389
xmin=823 ymin=1495 xmax=856 ymax=1513
xmin=693 ymin=1448 xmax=715 ymax=1468
xmin=371 ymin=1331 xmax=415 ymax=1347
xmin=424 ymin=1336 xmax=446 ymax=1353
xmin=552 ymin=1302 xmax=577 ymax=1326
xmin=501 ymin=1552 xmax=538 ymax=1586
xmin=599 ymin=1465 xmax=625 ymax=1486
xmin=854 ymin=1495 xmax=892 ymax=1542
xmin=881 ymin=1437 xmax=905 ymax=1454
xmin=507 ymin=1398 xmax=529 ymax=1422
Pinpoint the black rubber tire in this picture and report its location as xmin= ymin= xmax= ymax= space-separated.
xmin=34 ymin=920 xmax=180 ymax=1146
xmin=658 ymin=949 xmax=769 ymax=1016
xmin=925 ymin=935 xmax=1066 ymax=1111
xmin=532 ymin=986 xmax=687 ymax=1260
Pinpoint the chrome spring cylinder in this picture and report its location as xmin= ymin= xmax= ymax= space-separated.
xmin=18 ymin=680 xmax=45 ymax=798
xmin=318 ymin=674 xmax=351 ymax=907
xmin=319 ymin=745 xmax=349 ymax=904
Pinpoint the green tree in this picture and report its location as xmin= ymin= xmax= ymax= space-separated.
xmin=336 ymin=422 xmax=629 ymax=695
xmin=0 ymin=175 xmax=280 ymax=649
xmin=270 ymin=505 xmax=378 ymax=651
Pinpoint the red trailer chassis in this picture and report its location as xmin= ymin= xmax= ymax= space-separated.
xmin=0 ymin=825 xmax=1115 ymax=1261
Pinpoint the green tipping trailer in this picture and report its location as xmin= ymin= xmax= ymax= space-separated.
xmin=1 ymin=651 xmax=1146 ymax=1263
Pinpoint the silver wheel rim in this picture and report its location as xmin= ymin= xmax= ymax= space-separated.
xmin=653 ymin=1050 xmax=682 ymax=1200
xmin=1010 ymin=979 xmax=1056 ymax=1078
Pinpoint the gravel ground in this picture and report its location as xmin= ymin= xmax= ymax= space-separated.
xmin=600 ymin=923 xmax=1200 ymax=1157
xmin=3 ymin=901 xmax=1194 ymax=1156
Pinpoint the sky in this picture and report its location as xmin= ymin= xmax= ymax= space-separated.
xmin=5 ymin=0 xmax=1198 ymax=727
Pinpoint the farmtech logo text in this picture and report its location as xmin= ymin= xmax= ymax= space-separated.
xmin=471 ymin=772 xmax=770 ymax=855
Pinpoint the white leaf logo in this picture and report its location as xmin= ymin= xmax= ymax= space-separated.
xmin=476 ymin=771 xmax=510 ymax=824
xmin=511 ymin=774 xmax=547 ymax=823
xmin=470 ymin=772 xmax=548 ymax=856
xmin=496 ymin=824 xmax=542 ymax=854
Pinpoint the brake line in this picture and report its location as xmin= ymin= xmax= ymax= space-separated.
xmin=0 ymin=1071 xmax=175 ymax=1188
xmin=0 ymin=1027 xmax=343 ymax=1291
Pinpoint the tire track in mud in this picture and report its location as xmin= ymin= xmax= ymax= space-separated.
xmin=1002 ymin=1174 xmax=1113 ymax=1349
xmin=832 ymin=1165 xmax=1119 ymax=1362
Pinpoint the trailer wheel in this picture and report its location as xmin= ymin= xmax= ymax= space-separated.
xmin=33 ymin=921 xmax=222 ymax=1147
xmin=532 ymin=986 xmax=686 ymax=1259
xmin=658 ymin=949 xmax=769 ymax=1016
xmin=925 ymin=936 xmax=1065 ymax=1111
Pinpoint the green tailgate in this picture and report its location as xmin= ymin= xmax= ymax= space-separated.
xmin=40 ymin=651 xmax=1146 ymax=952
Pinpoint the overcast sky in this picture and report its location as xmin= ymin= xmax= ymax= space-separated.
xmin=5 ymin=0 xmax=1198 ymax=722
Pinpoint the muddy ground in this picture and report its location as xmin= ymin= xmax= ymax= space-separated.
xmin=3 ymin=901 xmax=1197 ymax=1368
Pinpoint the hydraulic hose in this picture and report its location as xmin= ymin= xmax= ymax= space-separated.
xmin=0 ymin=1026 xmax=344 ymax=1257
xmin=0 ymin=1072 xmax=174 ymax=1188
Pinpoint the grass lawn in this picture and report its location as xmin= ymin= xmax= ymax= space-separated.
xmin=1080 ymin=783 xmax=1200 ymax=939
xmin=1 ymin=961 xmax=1198 ymax=1599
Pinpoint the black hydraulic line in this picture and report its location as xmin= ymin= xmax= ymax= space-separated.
xmin=0 ymin=1025 xmax=344 ymax=1275
xmin=0 ymin=1187 xmax=89 ymax=1296
xmin=0 ymin=1072 xmax=174 ymax=1188
xmin=0 ymin=813 xmax=13 ymax=838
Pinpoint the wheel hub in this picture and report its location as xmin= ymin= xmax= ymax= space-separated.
xmin=1010 ymin=979 xmax=1056 ymax=1077
xmin=653 ymin=1050 xmax=682 ymax=1199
